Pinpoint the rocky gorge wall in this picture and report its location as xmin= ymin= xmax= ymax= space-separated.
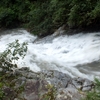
xmin=1 ymin=67 xmax=94 ymax=100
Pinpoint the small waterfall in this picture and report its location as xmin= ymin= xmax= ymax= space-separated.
xmin=0 ymin=29 xmax=100 ymax=80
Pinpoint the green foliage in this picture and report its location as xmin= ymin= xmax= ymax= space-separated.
xmin=90 ymin=1 xmax=100 ymax=20
xmin=82 ymin=78 xmax=100 ymax=100
xmin=68 ymin=0 xmax=100 ymax=28
xmin=0 ymin=0 xmax=100 ymax=35
xmin=27 ymin=0 xmax=71 ymax=35
xmin=50 ymin=0 xmax=71 ymax=26
xmin=27 ymin=1 xmax=53 ymax=35
xmin=0 ymin=7 xmax=15 ymax=27
xmin=0 ymin=0 xmax=30 ymax=27
xmin=40 ymin=84 xmax=57 ymax=100
xmin=0 ymin=40 xmax=28 ymax=72
xmin=0 ymin=82 xmax=4 ymax=100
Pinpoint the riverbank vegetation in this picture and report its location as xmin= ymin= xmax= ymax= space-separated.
xmin=0 ymin=0 xmax=100 ymax=36
xmin=82 ymin=78 xmax=100 ymax=100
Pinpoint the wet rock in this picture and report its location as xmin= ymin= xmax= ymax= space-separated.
xmin=14 ymin=98 xmax=20 ymax=100
xmin=42 ymin=70 xmax=71 ymax=88
xmin=83 ymin=79 xmax=93 ymax=87
xmin=82 ymin=79 xmax=94 ymax=91
xmin=14 ymin=67 xmax=38 ymax=79
xmin=72 ymin=77 xmax=93 ymax=91
xmin=82 ymin=86 xmax=92 ymax=91
xmin=3 ymin=87 xmax=17 ymax=100
xmin=1 ymin=67 xmax=94 ymax=100
xmin=14 ymin=77 xmax=26 ymax=89
xmin=24 ymin=79 xmax=48 ymax=100
xmin=53 ymin=25 xmax=66 ymax=37
xmin=0 ymin=68 xmax=3 ymax=72
xmin=56 ymin=84 xmax=83 ymax=100
xmin=72 ymin=78 xmax=83 ymax=90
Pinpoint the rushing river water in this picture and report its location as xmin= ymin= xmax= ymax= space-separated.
xmin=0 ymin=29 xmax=100 ymax=80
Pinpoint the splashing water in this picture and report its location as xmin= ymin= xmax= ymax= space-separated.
xmin=0 ymin=29 xmax=100 ymax=80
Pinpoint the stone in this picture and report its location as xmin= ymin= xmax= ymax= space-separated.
xmin=14 ymin=77 xmax=26 ymax=89
xmin=83 ymin=79 xmax=93 ymax=87
xmin=72 ymin=77 xmax=94 ymax=91
xmin=53 ymin=25 xmax=66 ymax=37
xmin=43 ymin=70 xmax=71 ymax=88
xmin=19 ymin=67 xmax=30 ymax=71
xmin=3 ymin=87 xmax=17 ymax=100
xmin=56 ymin=84 xmax=83 ymax=100
xmin=24 ymin=79 xmax=48 ymax=100
xmin=82 ymin=86 xmax=92 ymax=91
xmin=72 ymin=79 xmax=82 ymax=90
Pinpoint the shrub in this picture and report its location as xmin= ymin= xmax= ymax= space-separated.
xmin=82 ymin=78 xmax=100 ymax=100
xmin=0 ymin=0 xmax=30 ymax=28
xmin=40 ymin=84 xmax=57 ymax=100
xmin=0 ymin=40 xmax=28 ymax=72
xmin=68 ymin=0 xmax=100 ymax=28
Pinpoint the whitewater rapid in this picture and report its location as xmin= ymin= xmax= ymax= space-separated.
xmin=0 ymin=29 xmax=100 ymax=80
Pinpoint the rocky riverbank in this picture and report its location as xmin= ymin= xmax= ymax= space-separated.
xmin=0 ymin=67 xmax=94 ymax=100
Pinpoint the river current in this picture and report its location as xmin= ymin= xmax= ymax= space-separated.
xmin=0 ymin=29 xmax=100 ymax=80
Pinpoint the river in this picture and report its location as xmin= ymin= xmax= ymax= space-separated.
xmin=0 ymin=28 xmax=100 ymax=80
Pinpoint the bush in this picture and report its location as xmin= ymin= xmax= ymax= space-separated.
xmin=68 ymin=0 xmax=100 ymax=28
xmin=82 ymin=78 xmax=100 ymax=100
xmin=0 ymin=0 xmax=30 ymax=28
xmin=0 ymin=40 xmax=28 ymax=72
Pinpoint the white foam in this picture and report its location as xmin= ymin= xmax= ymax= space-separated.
xmin=0 ymin=29 xmax=100 ymax=80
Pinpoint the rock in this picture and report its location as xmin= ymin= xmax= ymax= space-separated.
xmin=82 ymin=86 xmax=92 ymax=91
xmin=1 ymin=67 xmax=94 ymax=100
xmin=53 ymin=25 xmax=66 ymax=37
xmin=72 ymin=78 xmax=82 ymax=90
xmin=14 ymin=67 xmax=38 ymax=79
xmin=0 ymin=68 xmax=3 ymax=72
xmin=14 ymin=77 xmax=26 ymax=89
xmin=24 ymin=79 xmax=48 ymax=100
xmin=3 ymin=87 xmax=17 ymax=100
xmin=56 ymin=84 xmax=83 ymax=100
xmin=42 ymin=70 xmax=71 ymax=88
xmin=14 ymin=98 xmax=20 ymax=100
xmin=19 ymin=67 xmax=30 ymax=71
xmin=27 ymin=72 xmax=38 ymax=79
xmin=72 ymin=77 xmax=93 ymax=91
xmin=83 ymin=79 xmax=93 ymax=87
xmin=82 ymin=79 xmax=94 ymax=91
